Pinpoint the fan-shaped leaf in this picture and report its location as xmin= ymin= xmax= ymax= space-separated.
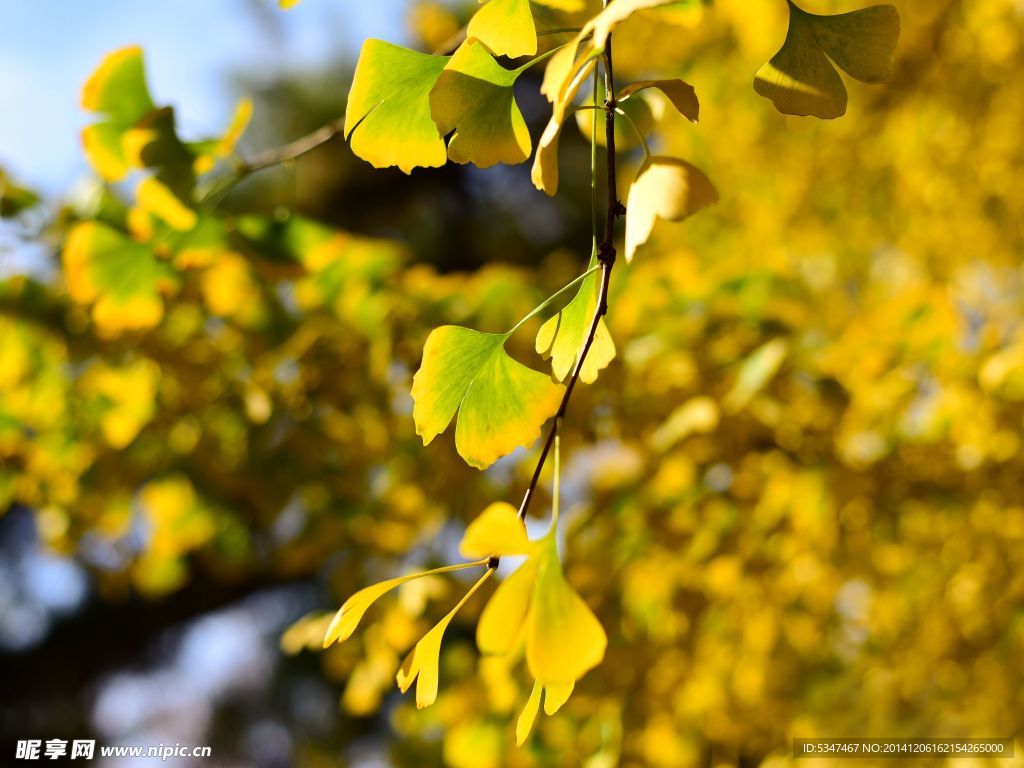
xmin=345 ymin=39 xmax=449 ymax=173
xmin=624 ymin=156 xmax=718 ymax=262
xmin=411 ymin=326 xmax=563 ymax=469
xmin=430 ymin=41 xmax=531 ymax=167
xmin=536 ymin=272 xmax=615 ymax=383
xmin=618 ymin=78 xmax=699 ymax=122
xmin=754 ymin=1 xmax=899 ymax=119
xmin=468 ymin=0 xmax=537 ymax=59
xmin=63 ymin=222 xmax=175 ymax=333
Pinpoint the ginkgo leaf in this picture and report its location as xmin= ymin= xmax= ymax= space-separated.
xmin=516 ymin=681 xmax=543 ymax=747
xmin=533 ymin=0 xmax=677 ymax=193
xmin=322 ymin=560 xmax=487 ymax=647
xmin=81 ymin=46 xmax=157 ymax=181
xmin=754 ymin=1 xmax=899 ymax=119
xmin=618 ymin=78 xmax=700 ymax=122
xmin=345 ymin=39 xmax=449 ymax=173
xmin=532 ymin=56 xmax=596 ymax=195
xmin=624 ymin=156 xmax=718 ymax=262
xmin=429 ymin=41 xmax=531 ymax=167
xmin=584 ymin=0 xmax=678 ymax=51
xmin=526 ymin=544 xmax=607 ymax=685
xmin=477 ymin=558 xmax=538 ymax=655
xmin=81 ymin=46 xmax=154 ymax=124
xmin=543 ymin=681 xmax=574 ymax=715
xmin=397 ymin=569 xmax=493 ymax=709
xmin=536 ymin=272 xmax=615 ymax=383
xmin=459 ymin=501 xmax=534 ymax=558
xmin=467 ymin=0 xmax=537 ymax=59
xmin=63 ymin=222 xmax=175 ymax=333
xmin=411 ymin=326 xmax=563 ymax=469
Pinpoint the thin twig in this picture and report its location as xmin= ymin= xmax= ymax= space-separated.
xmin=518 ymin=0 xmax=623 ymax=521
xmin=235 ymin=117 xmax=346 ymax=175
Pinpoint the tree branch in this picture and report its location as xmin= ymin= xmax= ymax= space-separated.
xmin=235 ymin=117 xmax=346 ymax=175
xmin=519 ymin=2 xmax=622 ymax=521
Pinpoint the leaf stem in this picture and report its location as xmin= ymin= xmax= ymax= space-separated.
xmin=515 ymin=41 xmax=573 ymax=74
xmin=518 ymin=0 xmax=623 ymax=522
xmin=505 ymin=264 xmax=601 ymax=336
xmin=615 ymin=106 xmax=651 ymax=157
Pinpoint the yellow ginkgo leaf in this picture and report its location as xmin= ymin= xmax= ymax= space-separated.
xmin=81 ymin=45 xmax=154 ymax=124
xmin=536 ymin=271 xmax=615 ymax=383
xmin=754 ymin=1 xmax=899 ymax=119
xmin=526 ymin=543 xmax=607 ymax=685
xmin=345 ymin=39 xmax=449 ymax=173
xmin=617 ymin=78 xmax=700 ymax=123
xmin=468 ymin=0 xmax=537 ymax=59
xmin=532 ymin=56 xmax=596 ymax=195
xmin=543 ymin=680 xmax=574 ymax=715
xmin=624 ymin=155 xmax=718 ymax=262
xmin=397 ymin=569 xmax=493 ymax=708
xmin=135 ymin=177 xmax=197 ymax=232
xmin=515 ymin=678 xmax=576 ymax=745
xmin=429 ymin=40 xmax=531 ymax=167
xmin=584 ymin=0 xmax=678 ymax=52
xmin=477 ymin=557 xmax=539 ymax=655
xmin=516 ymin=680 xmax=543 ymax=746
xmin=459 ymin=501 xmax=534 ymax=559
xmin=322 ymin=560 xmax=487 ymax=647
xmin=63 ymin=221 xmax=176 ymax=333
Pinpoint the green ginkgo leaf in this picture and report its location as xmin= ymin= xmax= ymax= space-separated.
xmin=468 ymin=0 xmax=537 ymax=59
xmin=345 ymin=39 xmax=449 ymax=173
xmin=536 ymin=273 xmax=615 ymax=383
xmin=624 ymin=156 xmax=718 ymax=262
xmin=430 ymin=41 xmax=531 ymax=167
xmin=63 ymin=221 xmax=177 ymax=333
xmin=80 ymin=46 xmax=157 ymax=181
xmin=412 ymin=326 xmax=563 ymax=469
xmin=754 ymin=1 xmax=899 ymax=119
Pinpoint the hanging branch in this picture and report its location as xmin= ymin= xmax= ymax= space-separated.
xmin=518 ymin=0 xmax=623 ymax=521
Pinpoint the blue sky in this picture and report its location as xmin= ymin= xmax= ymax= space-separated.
xmin=0 ymin=0 xmax=408 ymax=194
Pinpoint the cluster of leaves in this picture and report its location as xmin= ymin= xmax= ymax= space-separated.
xmin=8 ymin=0 xmax=1024 ymax=765
xmin=305 ymin=0 xmax=900 ymax=744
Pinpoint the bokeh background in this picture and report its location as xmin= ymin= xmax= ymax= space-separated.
xmin=1 ymin=0 xmax=1023 ymax=766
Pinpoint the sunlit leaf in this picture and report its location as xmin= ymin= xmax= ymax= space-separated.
xmin=80 ymin=46 xmax=157 ymax=182
xmin=411 ymin=326 xmax=563 ymax=469
xmin=81 ymin=46 xmax=154 ymax=124
xmin=532 ymin=56 xmax=596 ymax=195
xmin=430 ymin=40 xmax=531 ymax=167
xmin=477 ymin=558 xmax=538 ymax=655
xmin=345 ymin=39 xmax=449 ymax=173
xmin=397 ymin=569 xmax=492 ymax=708
xmin=618 ymin=78 xmax=699 ymax=122
xmin=536 ymin=272 xmax=615 ymax=383
xmin=459 ymin=501 xmax=534 ymax=558
xmin=584 ymin=0 xmax=679 ymax=52
xmin=467 ymin=0 xmax=537 ymax=59
xmin=516 ymin=680 xmax=543 ymax=747
xmin=624 ymin=156 xmax=718 ymax=262
xmin=754 ymin=1 xmax=899 ymax=119
xmin=526 ymin=544 xmax=607 ymax=684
